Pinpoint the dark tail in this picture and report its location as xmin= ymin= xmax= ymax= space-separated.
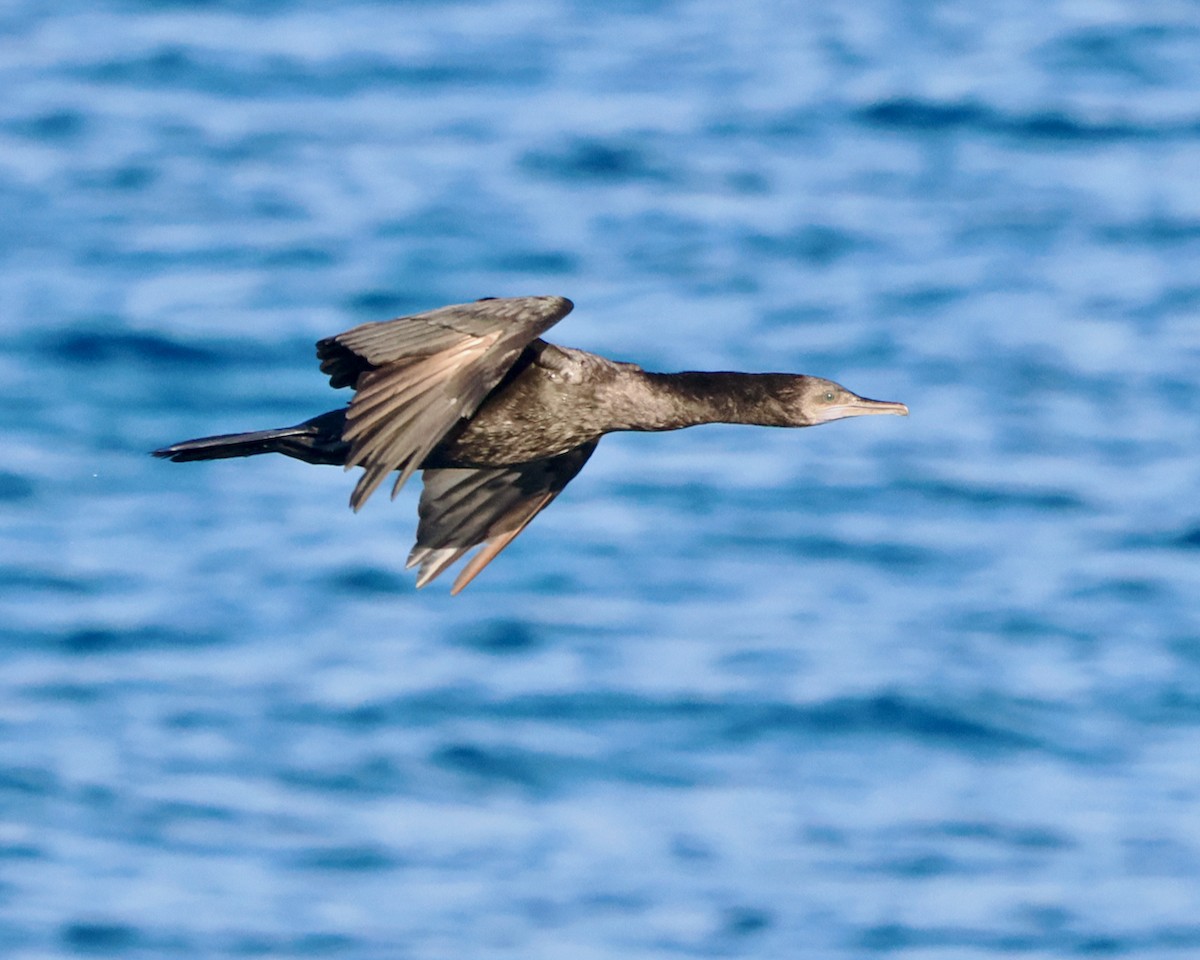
xmin=153 ymin=409 xmax=349 ymax=466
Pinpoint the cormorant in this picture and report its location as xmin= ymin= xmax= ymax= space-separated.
xmin=154 ymin=296 xmax=908 ymax=593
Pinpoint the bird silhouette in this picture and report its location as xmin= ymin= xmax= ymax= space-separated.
xmin=155 ymin=296 xmax=908 ymax=593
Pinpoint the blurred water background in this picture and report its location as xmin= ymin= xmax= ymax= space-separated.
xmin=3 ymin=1 xmax=1200 ymax=957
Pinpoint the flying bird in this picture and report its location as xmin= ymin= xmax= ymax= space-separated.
xmin=154 ymin=296 xmax=908 ymax=593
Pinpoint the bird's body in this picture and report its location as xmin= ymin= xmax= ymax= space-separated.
xmin=155 ymin=296 xmax=908 ymax=593
xmin=429 ymin=341 xmax=635 ymax=466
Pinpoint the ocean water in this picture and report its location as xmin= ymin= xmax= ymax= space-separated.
xmin=3 ymin=1 xmax=1200 ymax=956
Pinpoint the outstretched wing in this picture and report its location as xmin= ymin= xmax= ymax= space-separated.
xmin=407 ymin=440 xmax=599 ymax=594
xmin=316 ymin=296 xmax=574 ymax=510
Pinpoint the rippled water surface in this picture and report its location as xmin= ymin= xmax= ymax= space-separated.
xmin=3 ymin=1 xmax=1200 ymax=957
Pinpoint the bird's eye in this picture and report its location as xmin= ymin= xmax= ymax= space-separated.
xmin=823 ymin=390 xmax=835 ymax=402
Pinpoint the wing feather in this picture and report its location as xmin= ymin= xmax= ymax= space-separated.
xmin=315 ymin=296 xmax=574 ymax=510
xmin=407 ymin=440 xmax=598 ymax=593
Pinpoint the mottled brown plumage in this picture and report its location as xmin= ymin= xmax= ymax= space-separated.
xmin=154 ymin=296 xmax=908 ymax=593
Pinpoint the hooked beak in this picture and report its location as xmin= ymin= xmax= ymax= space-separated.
xmin=816 ymin=396 xmax=909 ymax=424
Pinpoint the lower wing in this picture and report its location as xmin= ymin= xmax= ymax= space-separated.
xmin=407 ymin=440 xmax=599 ymax=594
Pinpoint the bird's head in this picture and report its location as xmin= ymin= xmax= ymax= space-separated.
xmin=781 ymin=376 xmax=909 ymax=426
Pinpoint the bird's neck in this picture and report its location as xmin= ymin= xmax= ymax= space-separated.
xmin=610 ymin=371 xmax=797 ymax=432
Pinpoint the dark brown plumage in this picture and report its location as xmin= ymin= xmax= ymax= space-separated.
xmin=154 ymin=296 xmax=908 ymax=593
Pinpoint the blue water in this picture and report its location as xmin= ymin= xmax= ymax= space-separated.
xmin=3 ymin=1 xmax=1200 ymax=956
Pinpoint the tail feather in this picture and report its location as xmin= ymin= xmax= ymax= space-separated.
xmin=153 ymin=409 xmax=349 ymax=466
xmin=153 ymin=425 xmax=314 ymax=462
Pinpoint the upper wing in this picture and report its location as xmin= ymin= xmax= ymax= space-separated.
xmin=407 ymin=439 xmax=599 ymax=594
xmin=316 ymin=296 xmax=574 ymax=510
